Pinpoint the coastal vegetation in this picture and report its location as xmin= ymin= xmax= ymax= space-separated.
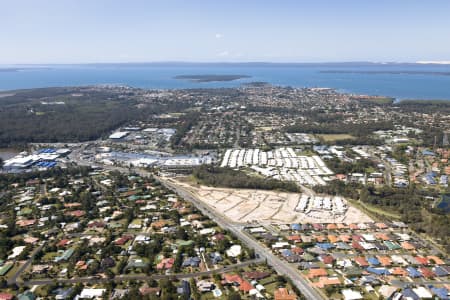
xmin=0 ymin=87 xmax=190 ymax=147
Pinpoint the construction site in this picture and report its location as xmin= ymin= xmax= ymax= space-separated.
xmin=174 ymin=180 xmax=372 ymax=224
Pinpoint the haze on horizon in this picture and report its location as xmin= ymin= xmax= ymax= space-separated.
xmin=1 ymin=0 xmax=450 ymax=64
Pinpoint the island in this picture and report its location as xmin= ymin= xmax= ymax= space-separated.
xmin=174 ymin=74 xmax=251 ymax=82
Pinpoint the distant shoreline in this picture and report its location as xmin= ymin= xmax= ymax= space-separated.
xmin=1 ymin=64 xmax=450 ymax=100
xmin=321 ymin=70 xmax=450 ymax=76
xmin=0 ymin=68 xmax=20 ymax=72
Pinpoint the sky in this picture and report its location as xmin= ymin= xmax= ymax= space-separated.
xmin=1 ymin=0 xmax=450 ymax=64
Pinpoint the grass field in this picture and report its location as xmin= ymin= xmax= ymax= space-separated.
xmin=316 ymin=134 xmax=355 ymax=142
xmin=256 ymin=126 xmax=274 ymax=132
xmin=348 ymin=199 xmax=402 ymax=220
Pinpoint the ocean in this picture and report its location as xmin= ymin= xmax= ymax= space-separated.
xmin=1 ymin=62 xmax=450 ymax=101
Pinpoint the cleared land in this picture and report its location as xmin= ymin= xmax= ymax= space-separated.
xmin=174 ymin=180 xmax=372 ymax=224
xmin=316 ymin=134 xmax=355 ymax=141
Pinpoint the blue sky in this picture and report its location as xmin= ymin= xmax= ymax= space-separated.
xmin=1 ymin=0 xmax=450 ymax=64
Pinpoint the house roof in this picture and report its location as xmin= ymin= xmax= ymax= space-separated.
xmin=406 ymin=266 xmax=422 ymax=278
xmin=427 ymin=256 xmax=445 ymax=265
xmin=401 ymin=241 xmax=415 ymax=250
xmin=326 ymin=224 xmax=337 ymax=230
xmin=430 ymin=287 xmax=449 ymax=299
xmin=354 ymin=257 xmax=369 ymax=267
xmin=419 ymin=267 xmax=435 ymax=278
xmin=139 ymin=287 xmax=161 ymax=296
xmin=65 ymin=210 xmax=85 ymax=217
xmin=313 ymin=277 xmax=341 ymax=288
xmin=57 ymin=239 xmax=71 ymax=247
xmin=337 ymin=223 xmax=348 ymax=229
xmin=274 ymin=288 xmax=297 ymax=300
xmin=243 ymin=271 xmax=271 ymax=280
xmin=287 ymin=235 xmax=301 ymax=242
xmin=375 ymin=233 xmax=390 ymax=241
xmin=239 ymin=280 xmax=253 ymax=292
xmin=375 ymin=222 xmax=388 ymax=229
xmin=342 ymin=289 xmax=363 ymax=300
xmin=313 ymin=235 xmax=326 ymax=242
xmin=414 ymin=256 xmax=429 ymax=265
xmin=156 ymin=258 xmax=174 ymax=270
xmin=0 ymin=293 xmax=14 ymax=300
xmin=366 ymin=267 xmax=390 ymax=275
xmin=292 ymin=247 xmax=304 ymax=255
xmin=24 ymin=237 xmax=39 ymax=244
xmin=316 ymin=243 xmax=334 ymax=250
xmin=327 ymin=235 xmax=338 ymax=243
xmin=367 ymin=257 xmax=380 ymax=265
xmin=339 ymin=235 xmax=351 ymax=242
xmin=391 ymin=267 xmax=408 ymax=276
xmin=433 ymin=266 xmax=449 ymax=277
xmin=377 ymin=256 xmax=392 ymax=266
xmin=352 ymin=234 xmax=362 ymax=241
xmin=378 ymin=285 xmax=397 ymax=299
xmin=223 ymin=274 xmax=243 ymax=285
xmin=307 ymin=268 xmax=328 ymax=278
xmin=320 ymin=255 xmax=334 ymax=264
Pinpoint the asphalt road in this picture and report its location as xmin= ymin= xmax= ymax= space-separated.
xmin=8 ymin=242 xmax=46 ymax=285
xmin=159 ymin=177 xmax=325 ymax=300
xmin=21 ymin=258 xmax=262 ymax=287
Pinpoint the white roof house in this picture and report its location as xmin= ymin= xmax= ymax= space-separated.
xmin=226 ymin=245 xmax=242 ymax=257
xmin=79 ymin=288 xmax=106 ymax=299
xmin=342 ymin=289 xmax=363 ymax=300
xmin=412 ymin=287 xmax=433 ymax=299
xmin=8 ymin=246 xmax=26 ymax=259
xmin=109 ymin=131 xmax=129 ymax=139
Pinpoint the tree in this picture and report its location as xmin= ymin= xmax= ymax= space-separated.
xmin=190 ymin=278 xmax=200 ymax=300
xmin=228 ymin=291 xmax=241 ymax=300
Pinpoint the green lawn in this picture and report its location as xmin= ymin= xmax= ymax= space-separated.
xmin=348 ymin=199 xmax=402 ymax=220
xmin=42 ymin=252 xmax=59 ymax=262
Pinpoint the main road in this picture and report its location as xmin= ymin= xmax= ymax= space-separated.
xmin=159 ymin=177 xmax=324 ymax=300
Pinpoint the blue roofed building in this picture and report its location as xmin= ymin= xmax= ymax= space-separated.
xmin=177 ymin=280 xmax=191 ymax=298
xmin=433 ymin=266 xmax=449 ymax=277
xmin=406 ymin=266 xmax=422 ymax=278
xmin=280 ymin=249 xmax=293 ymax=257
xmin=209 ymin=252 xmax=222 ymax=264
xmin=367 ymin=257 xmax=380 ymax=266
xmin=291 ymin=223 xmax=301 ymax=231
xmin=424 ymin=172 xmax=437 ymax=185
xmin=402 ymin=288 xmax=420 ymax=300
xmin=366 ymin=267 xmax=390 ymax=275
xmin=336 ymin=242 xmax=352 ymax=250
xmin=422 ymin=149 xmax=436 ymax=156
xmin=316 ymin=243 xmax=334 ymax=250
xmin=429 ymin=286 xmax=449 ymax=299
xmin=53 ymin=287 xmax=73 ymax=300
xmin=182 ymin=257 xmax=201 ymax=268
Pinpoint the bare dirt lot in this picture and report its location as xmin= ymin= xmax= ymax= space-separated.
xmin=174 ymin=181 xmax=372 ymax=224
